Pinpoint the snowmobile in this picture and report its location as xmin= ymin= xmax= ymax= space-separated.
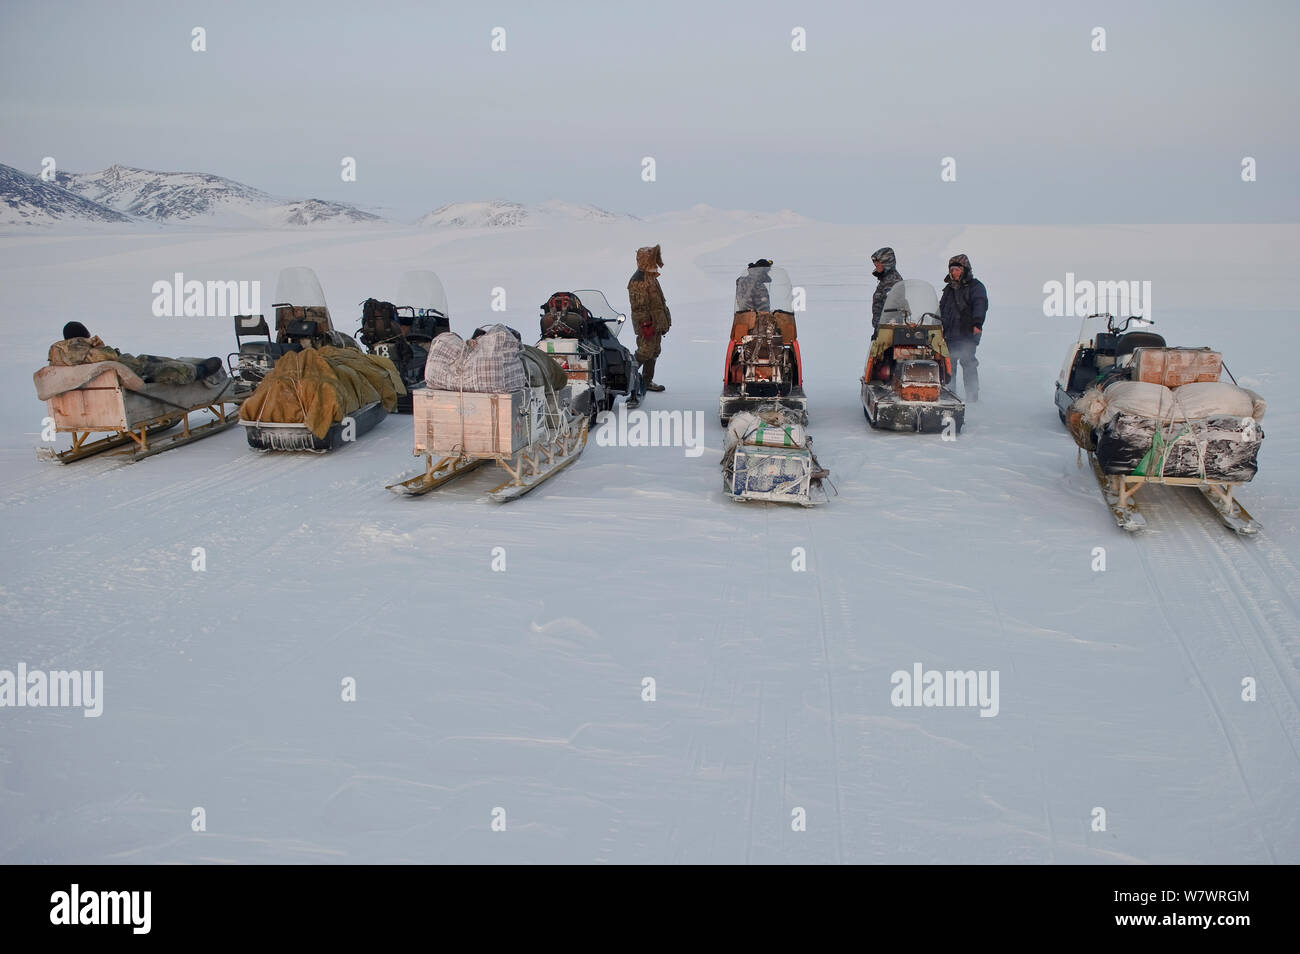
xmin=535 ymin=289 xmax=641 ymax=423
xmin=720 ymin=261 xmax=806 ymax=426
xmin=1054 ymin=312 xmax=1165 ymax=423
xmin=722 ymin=404 xmax=831 ymax=507
xmin=386 ymin=324 xmax=588 ymax=501
xmin=228 ymin=266 xmax=360 ymax=396
xmin=238 ymin=269 xmax=395 ymax=452
xmin=861 ymin=279 xmax=964 ymax=433
xmin=356 ymin=270 xmax=452 ymax=414
xmin=1056 ymin=313 xmax=1264 ymax=534
xmin=35 ymin=360 xmax=241 ymax=463
xmin=1055 ymin=314 xmax=1170 ymax=421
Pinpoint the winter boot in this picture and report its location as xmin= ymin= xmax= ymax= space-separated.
xmin=642 ymin=359 xmax=665 ymax=392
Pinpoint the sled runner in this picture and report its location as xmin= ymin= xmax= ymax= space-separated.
xmin=35 ymin=362 xmax=241 ymax=463
xmin=861 ymin=280 xmax=965 ymax=433
xmin=386 ymin=325 xmax=588 ymax=501
xmin=722 ymin=406 xmax=830 ymax=507
xmin=720 ymin=262 xmax=806 ymax=426
xmin=1087 ymin=455 xmax=1260 ymax=535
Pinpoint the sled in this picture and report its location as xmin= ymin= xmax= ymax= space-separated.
xmin=386 ymin=384 xmax=588 ymax=501
xmin=1087 ymin=452 xmax=1260 ymax=535
xmin=35 ymin=362 xmax=242 ymax=464
xmin=726 ymin=443 xmax=827 ymax=506
xmin=722 ymin=406 xmax=830 ymax=507
xmin=241 ymin=399 xmax=388 ymax=452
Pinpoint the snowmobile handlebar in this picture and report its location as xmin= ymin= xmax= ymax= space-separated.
xmin=1087 ymin=313 xmax=1155 ymax=334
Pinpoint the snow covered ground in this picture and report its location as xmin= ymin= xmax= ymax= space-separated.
xmin=1 ymin=216 xmax=1298 ymax=864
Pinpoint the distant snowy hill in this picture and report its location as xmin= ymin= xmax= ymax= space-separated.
xmin=56 ymin=164 xmax=274 ymax=220
xmin=419 ymin=199 xmax=633 ymax=228
xmin=263 ymin=198 xmax=382 ymax=226
xmin=46 ymin=163 xmax=382 ymax=227
xmin=0 ymin=163 xmax=134 ymax=226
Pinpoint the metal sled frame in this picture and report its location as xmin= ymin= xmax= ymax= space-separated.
xmin=726 ymin=442 xmax=828 ymax=508
xmin=1089 ymin=453 xmax=1260 ymax=535
xmin=388 ymin=413 xmax=589 ymax=501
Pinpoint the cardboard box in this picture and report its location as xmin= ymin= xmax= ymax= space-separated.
xmin=1132 ymin=348 xmax=1222 ymax=388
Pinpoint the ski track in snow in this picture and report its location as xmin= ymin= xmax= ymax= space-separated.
xmin=0 ymin=222 xmax=1298 ymax=863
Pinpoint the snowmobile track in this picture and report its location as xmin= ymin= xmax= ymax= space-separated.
xmin=1129 ymin=495 xmax=1293 ymax=862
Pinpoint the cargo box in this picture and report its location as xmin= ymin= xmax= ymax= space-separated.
xmin=414 ymin=388 xmax=528 ymax=458
xmin=1131 ymin=348 xmax=1221 ymax=388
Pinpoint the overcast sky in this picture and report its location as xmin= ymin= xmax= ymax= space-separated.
xmin=2 ymin=0 xmax=1296 ymax=223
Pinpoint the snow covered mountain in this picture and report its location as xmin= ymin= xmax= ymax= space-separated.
xmin=56 ymin=164 xmax=274 ymax=220
xmin=0 ymin=163 xmax=134 ymax=226
xmin=265 ymin=198 xmax=382 ymax=226
xmin=418 ymin=199 xmax=632 ymax=228
xmin=50 ymin=163 xmax=381 ymax=226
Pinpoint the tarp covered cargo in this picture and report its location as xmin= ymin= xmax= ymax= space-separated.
xmin=239 ymin=346 xmax=404 ymax=439
xmin=1071 ymin=378 xmax=1265 ymax=480
xmin=725 ymin=409 xmax=809 ymax=450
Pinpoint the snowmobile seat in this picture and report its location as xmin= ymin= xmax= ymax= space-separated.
xmin=1115 ymin=331 xmax=1166 ymax=356
xmin=232 ymin=314 xmax=297 ymax=362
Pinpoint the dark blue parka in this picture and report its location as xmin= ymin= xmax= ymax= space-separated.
xmin=939 ymin=253 xmax=987 ymax=341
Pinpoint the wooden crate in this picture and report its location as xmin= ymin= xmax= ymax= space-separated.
xmin=414 ymin=388 xmax=527 ymax=457
xmin=1133 ymin=348 xmax=1221 ymax=388
xmin=46 ymin=368 xmax=128 ymax=430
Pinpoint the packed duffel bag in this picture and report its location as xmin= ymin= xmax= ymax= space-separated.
xmin=424 ymin=326 xmax=528 ymax=393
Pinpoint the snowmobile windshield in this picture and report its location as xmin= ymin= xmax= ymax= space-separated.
xmin=880 ymin=279 xmax=940 ymax=326
xmin=735 ymin=265 xmax=794 ymax=313
xmin=572 ymin=289 xmax=623 ymax=323
xmin=572 ymin=288 xmax=627 ymax=337
xmin=273 ymin=267 xmax=329 ymax=311
xmin=396 ymin=270 xmax=449 ymax=318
